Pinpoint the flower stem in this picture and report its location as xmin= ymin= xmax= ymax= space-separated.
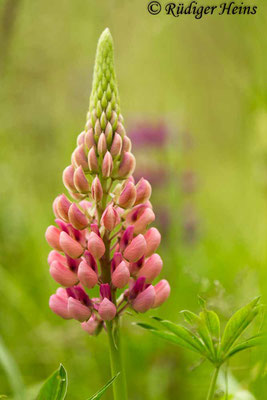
xmin=206 ymin=366 xmax=220 ymax=400
xmin=106 ymin=318 xmax=128 ymax=400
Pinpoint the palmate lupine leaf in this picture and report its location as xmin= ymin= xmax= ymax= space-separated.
xmin=180 ymin=310 xmax=216 ymax=360
xmin=36 ymin=364 xmax=67 ymax=400
xmin=152 ymin=317 xmax=207 ymax=356
xmin=86 ymin=373 xmax=120 ymax=400
xmin=224 ymin=333 xmax=266 ymax=359
xmin=136 ymin=323 xmax=203 ymax=354
xmin=220 ymin=297 xmax=261 ymax=357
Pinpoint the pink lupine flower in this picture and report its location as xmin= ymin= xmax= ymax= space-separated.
xmin=81 ymin=314 xmax=102 ymax=335
xmin=99 ymin=284 xmax=117 ymax=321
xmin=112 ymin=261 xmax=130 ymax=288
xmin=137 ymin=253 xmax=163 ymax=283
xmin=101 ymin=205 xmax=120 ymax=232
xmin=67 ymin=285 xmax=92 ymax=322
xmin=68 ymin=203 xmax=89 ymax=230
xmin=128 ymin=277 xmax=155 ymax=313
xmin=87 ymin=232 xmax=105 ymax=259
xmin=49 ymin=288 xmax=71 ymax=319
xmin=45 ymin=226 xmax=62 ymax=251
xmin=50 ymin=260 xmax=78 ymax=287
xmin=123 ymin=234 xmax=147 ymax=263
xmin=125 ymin=204 xmax=155 ymax=234
xmin=134 ymin=178 xmax=152 ymax=205
xmin=46 ymin=29 xmax=170 ymax=345
xmin=144 ymin=227 xmax=161 ymax=256
xmin=153 ymin=279 xmax=171 ymax=308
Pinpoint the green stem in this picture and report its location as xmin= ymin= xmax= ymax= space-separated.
xmin=106 ymin=318 xmax=128 ymax=400
xmin=206 ymin=366 xmax=220 ymax=400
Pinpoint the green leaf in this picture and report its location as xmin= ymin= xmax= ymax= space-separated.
xmin=200 ymin=309 xmax=220 ymax=358
xmin=136 ymin=323 xmax=201 ymax=354
xmin=87 ymin=373 xmax=120 ymax=400
xmin=36 ymin=364 xmax=67 ymax=400
xmin=220 ymin=297 xmax=261 ymax=356
xmin=152 ymin=318 xmax=207 ymax=355
xmin=0 ymin=336 xmax=25 ymax=400
xmin=225 ymin=334 xmax=266 ymax=359
xmin=180 ymin=311 xmax=215 ymax=359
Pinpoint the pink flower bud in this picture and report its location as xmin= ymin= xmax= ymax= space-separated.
xmin=91 ymin=177 xmax=103 ymax=202
xmin=73 ymin=166 xmax=90 ymax=193
xmin=68 ymin=297 xmax=91 ymax=322
xmin=97 ymin=133 xmax=107 ymax=155
xmin=144 ymin=228 xmax=161 ymax=256
xmin=78 ymin=260 xmax=98 ymax=289
xmin=77 ymin=131 xmax=85 ymax=146
xmin=120 ymin=226 xmax=134 ymax=252
xmin=68 ymin=203 xmax=89 ymax=230
xmin=72 ymin=145 xmax=89 ymax=171
xmin=132 ymin=285 xmax=155 ymax=313
xmin=50 ymin=260 xmax=78 ymax=287
xmin=111 ymin=252 xmax=124 ymax=272
xmin=116 ymin=122 xmax=126 ymax=138
xmin=126 ymin=205 xmax=155 ymax=234
xmin=101 ymin=205 xmax=120 ymax=231
xmin=128 ymin=256 xmax=145 ymax=276
xmin=59 ymin=231 xmax=84 ymax=258
xmin=63 ymin=165 xmax=76 ymax=193
xmin=118 ymin=152 xmax=136 ymax=178
xmin=56 ymin=194 xmax=72 ymax=222
xmin=122 ymin=136 xmax=132 ymax=153
xmin=110 ymin=133 xmax=122 ymax=157
xmin=153 ymin=280 xmax=171 ymax=308
xmin=135 ymin=178 xmax=152 ymax=205
xmin=48 ymin=250 xmax=66 ymax=266
xmin=112 ymin=261 xmax=130 ymax=288
xmin=118 ymin=181 xmax=136 ymax=209
xmin=49 ymin=289 xmax=71 ymax=319
xmin=98 ymin=298 xmax=117 ymax=321
xmin=105 ymin=122 xmax=113 ymax=146
xmin=123 ymin=234 xmax=147 ymax=262
xmin=45 ymin=226 xmax=62 ymax=251
xmin=87 ymin=232 xmax=105 ymax=259
xmin=53 ymin=196 xmax=60 ymax=218
xmin=137 ymin=253 xmax=163 ymax=283
xmin=81 ymin=315 xmax=100 ymax=335
xmin=88 ymin=147 xmax=99 ymax=173
xmin=102 ymin=151 xmax=113 ymax=178
xmin=95 ymin=119 xmax=101 ymax=137
xmin=85 ymin=128 xmax=95 ymax=149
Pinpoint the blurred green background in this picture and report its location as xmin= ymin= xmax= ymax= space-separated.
xmin=1 ymin=0 xmax=267 ymax=398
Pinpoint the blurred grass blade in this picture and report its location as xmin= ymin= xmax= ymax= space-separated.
xmin=152 ymin=318 xmax=206 ymax=355
xmin=0 ymin=336 xmax=25 ymax=400
xmin=136 ymin=323 xmax=201 ymax=354
xmin=86 ymin=373 xmax=120 ymax=400
xmin=220 ymin=297 xmax=261 ymax=356
xmin=0 ymin=264 xmax=41 ymax=324
xmin=36 ymin=364 xmax=67 ymax=400
xmin=225 ymin=334 xmax=266 ymax=359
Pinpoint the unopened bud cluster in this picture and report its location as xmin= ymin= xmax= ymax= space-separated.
xmin=46 ymin=29 xmax=170 ymax=336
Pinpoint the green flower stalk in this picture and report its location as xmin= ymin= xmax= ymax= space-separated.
xmin=45 ymin=28 xmax=170 ymax=400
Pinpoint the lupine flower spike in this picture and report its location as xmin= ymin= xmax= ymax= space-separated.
xmin=45 ymin=28 xmax=170 ymax=400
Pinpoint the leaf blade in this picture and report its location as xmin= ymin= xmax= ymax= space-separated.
xmin=136 ymin=322 xmax=201 ymax=354
xmin=87 ymin=373 xmax=120 ymax=400
xmin=36 ymin=364 xmax=67 ymax=400
xmin=220 ymin=297 xmax=260 ymax=356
